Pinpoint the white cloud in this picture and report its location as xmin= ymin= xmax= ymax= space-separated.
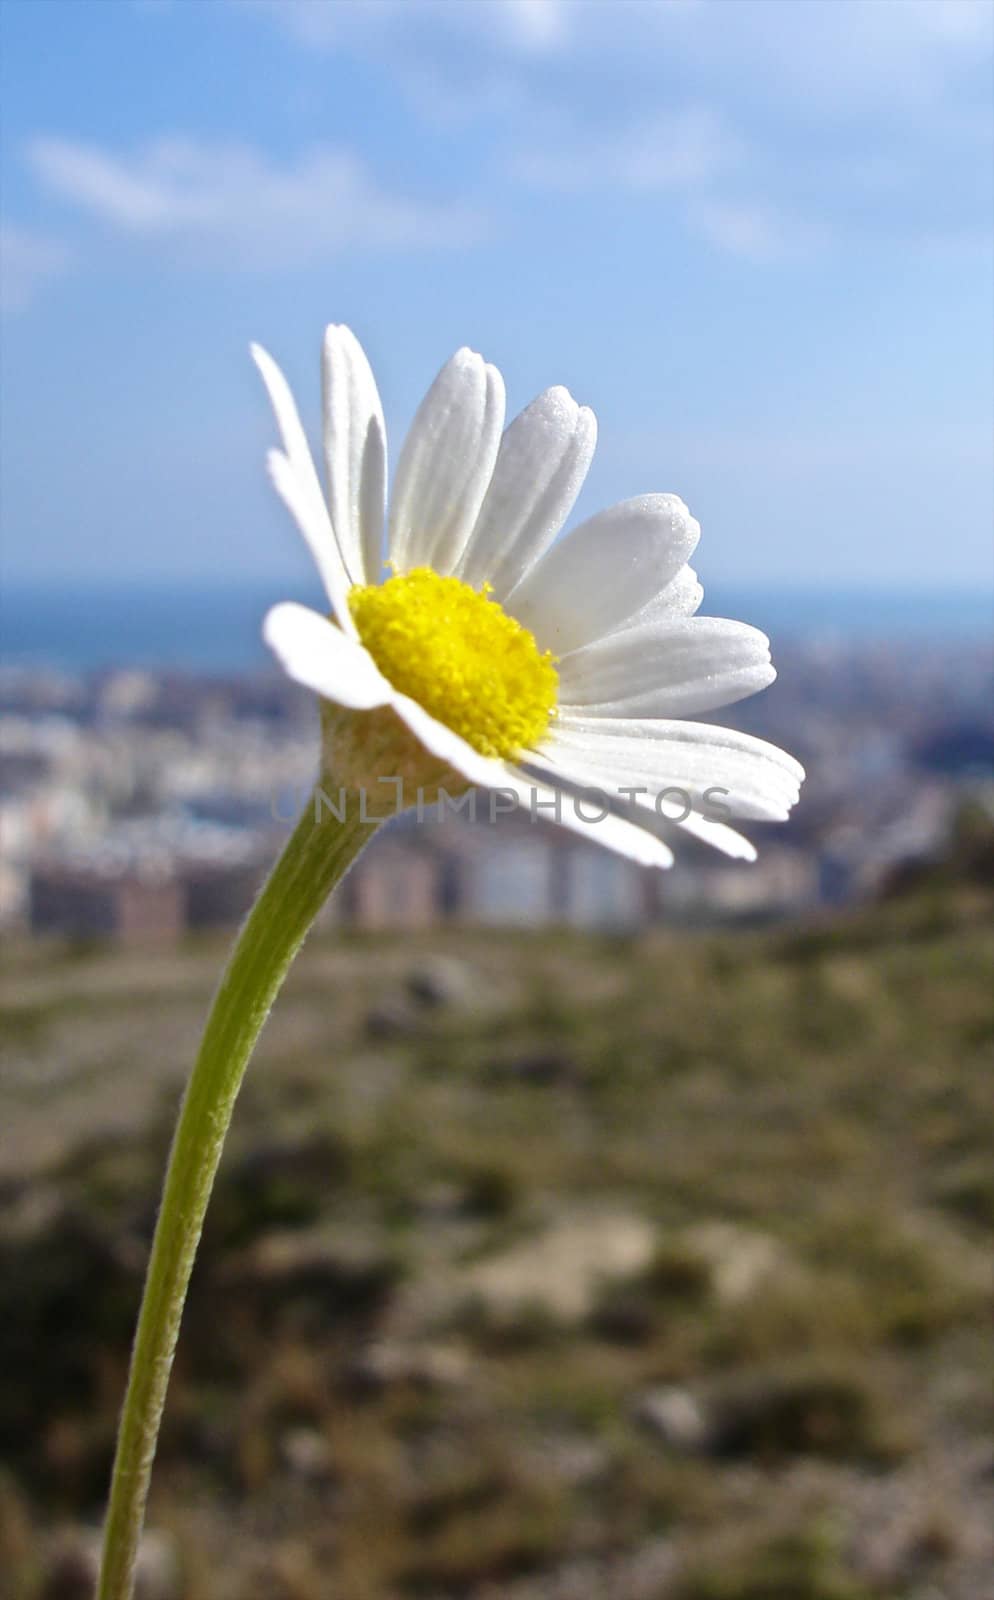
xmin=237 ymin=0 xmax=569 ymax=55
xmin=690 ymin=199 xmax=827 ymax=263
xmin=241 ymin=0 xmax=992 ymax=106
xmin=236 ymin=0 xmax=991 ymax=257
xmin=499 ymin=0 xmax=568 ymax=52
xmin=0 ymin=225 xmax=72 ymax=314
xmin=27 ymin=137 xmax=485 ymax=268
xmin=513 ymin=107 xmax=737 ymax=193
xmin=509 ymin=108 xmax=831 ymax=261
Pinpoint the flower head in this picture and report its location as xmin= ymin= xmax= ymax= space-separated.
xmin=348 ymin=567 xmax=558 ymax=761
xmin=256 ymin=328 xmax=803 ymax=865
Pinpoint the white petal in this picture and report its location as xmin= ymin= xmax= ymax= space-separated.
xmin=673 ymin=809 xmax=757 ymax=861
xmin=507 ymin=495 xmax=701 ymax=654
xmin=502 ymin=767 xmax=675 ymax=868
xmin=322 ymin=325 xmax=387 ymax=587
xmin=252 ymin=343 xmax=355 ymax=633
xmin=559 ymin=617 xmax=775 ymax=718
xmin=546 ymin=717 xmax=803 ymax=821
xmin=553 ymin=716 xmax=805 ymax=784
xmin=264 ymin=450 xmax=357 ymax=638
xmin=532 ymin=742 xmax=759 ymax=859
xmin=390 ymin=693 xmax=515 ymax=790
xmin=387 ymin=348 xmax=505 ymax=576
xmin=457 ymin=387 xmax=597 ymax=599
xmin=263 ymin=603 xmax=391 ymax=709
xmin=386 ymin=696 xmax=673 ymax=868
xmin=622 ymin=564 xmax=704 ymax=627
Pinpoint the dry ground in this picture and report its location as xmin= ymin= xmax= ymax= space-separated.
xmin=2 ymin=872 xmax=992 ymax=1599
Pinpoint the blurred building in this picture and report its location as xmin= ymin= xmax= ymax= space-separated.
xmin=338 ymin=839 xmax=440 ymax=930
xmin=3 ymin=641 xmax=991 ymax=942
xmin=30 ymin=861 xmax=184 ymax=942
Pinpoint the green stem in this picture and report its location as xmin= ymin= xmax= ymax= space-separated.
xmin=97 ymin=792 xmax=378 ymax=1600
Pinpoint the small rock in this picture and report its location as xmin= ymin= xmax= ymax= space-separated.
xmin=415 ymin=1182 xmax=466 ymax=1221
xmin=231 ymin=1133 xmax=346 ymax=1193
xmin=349 ymin=1339 xmax=470 ymax=1393
xmin=405 ymin=955 xmax=474 ymax=1008
xmin=42 ymin=1527 xmax=180 ymax=1600
xmin=530 ymin=1433 xmax=610 ymax=1486
xmin=221 ymin=1224 xmax=401 ymax=1320
xmin=683 ymin=1222 xmax=789 ymax=1305
xmin=633 ymin=1386 xmax=711 ymax=1454
xmin=487 ymin=1050 xmax=579 ymax=1086
xmin=365 ymin=995 xmax=422 ymax=1038
xmin=0 ymin=1184 xmax=63 ymax=1248
xmin=41 ymin=1535 xmax=95 ymax=1600
xmin=280 ymin=1426 xmax=334 ymax=1481
xmin=708 ymin=1367 xmax=887 ymax=1462
xmin=134 ymin=1531 xmax=182 ymax=1600
xmin=462 ymin=1210 xmax=656 ymax=1322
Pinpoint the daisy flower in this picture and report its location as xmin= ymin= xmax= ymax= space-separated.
xmin=255 ymin=329 xmax=803 ymax=867
xmin=97 ymin=335 xmax=806 ymax=1600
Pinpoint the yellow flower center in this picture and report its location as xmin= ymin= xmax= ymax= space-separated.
xmin=348 ymin=566 xmax=558 ymax=760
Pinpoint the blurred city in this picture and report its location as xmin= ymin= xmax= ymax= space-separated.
xmin=2 ymin=631 xmax=991 ymax=942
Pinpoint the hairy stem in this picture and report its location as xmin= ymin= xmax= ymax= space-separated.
xmin=97 ymin=794 xmax=377 ymax=1600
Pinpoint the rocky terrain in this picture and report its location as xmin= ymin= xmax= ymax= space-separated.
xmin=2 ymin=832 xmax=993 ymax=1599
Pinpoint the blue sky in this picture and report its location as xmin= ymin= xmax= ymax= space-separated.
xmin=1 ymin=0 xmax=992 ymax=596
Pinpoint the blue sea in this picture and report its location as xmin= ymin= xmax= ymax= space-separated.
xmin=1 ymin=580 xmax=991 ymax=673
